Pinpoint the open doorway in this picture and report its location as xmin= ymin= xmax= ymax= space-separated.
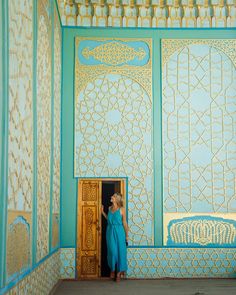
xmin=101 ymin=181 xmax=121 ymax=277
xmin=77 ymin=178 xmax=126 ymax=279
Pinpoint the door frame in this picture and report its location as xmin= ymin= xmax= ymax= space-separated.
xmin=76 ymin=178 xmax=127 ymax=279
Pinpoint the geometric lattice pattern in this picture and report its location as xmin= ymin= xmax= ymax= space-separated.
xmin=8 ymin=0 xmax=33 ymax=212
xmin=5 ymin=250 xmax=60 ymax=295
xmin=37 ymin=0 xmax=52 ymax=262
xmin=7 ymin=0 xmax=33 ymax=283
xmin=60 ymin=248 xmax=76 ymax=279
xmin=127 ymin=248 xmax=236 ymax=278
xmin=3 ymin=247 xmax=236 ymax=293
xmin=162 ymin=42 xmax=236 ymax=213
xmin=7 ymin=216 xmax=31 ymax=281
xmin=52 ymin=3 xmax=62 ymax=249
xmin=75 ymin=74 xmax=153 ymax=245
xmin=74 ymin=38 xmax=153 ymax=245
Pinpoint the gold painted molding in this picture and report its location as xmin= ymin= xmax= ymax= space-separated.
xmin=57 ymin=0 xmax=236 ymax=28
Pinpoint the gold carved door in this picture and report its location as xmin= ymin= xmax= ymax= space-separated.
xmin=77 ymin=180 xmax=101 ymax=278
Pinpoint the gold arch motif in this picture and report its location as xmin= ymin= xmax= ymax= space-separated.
xmin=74 ymin=39 xmax=153 ymax=245
xmin=162 ymin=39 xmax=236 ymax=67
xmin=169 ymin=219 xmax=236 ymax=246
xmin=75 ymin=37 xmax=152 ymax=98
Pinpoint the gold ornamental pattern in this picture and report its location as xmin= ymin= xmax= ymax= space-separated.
xmin=75 ymin=38 xmax=152 ymax=98
xmin=37 ymin=0 xmax=52 ymax=262
xmin=162 ymin=39 xmax=236 ymax=67
xmin=127 ymin=248 xmax=236 ymax=278
xmin=52 ymin=3 xmax=62 ymax=250
xmin=81 ymin=256 xmax=96 ymax=275
xmin=7 ymin=0 xmax=33 ymax=280
xmin=169 ymin=219 xmax=236 ymax=246
xmin=7 ymin=218 xmax=30 ymax=278
xmin=8 ymin=0 xmax=33 ymax=211
xmin=162 ymin=40 xmax=236 ymax=213
xmin=84 ymin=208 xmax=94 ymax=249
xmin=53 ymin=5 xmax=62 ymax=215
xmin=82 ymin=41 xmax=146 ymax=66
xmin=74 ymin=37 xmax=153 ymax=245
xmin=82 ymin=182 xmax=98 ymax=201
xmin=5 ymin=251 xmax=60 ymax=294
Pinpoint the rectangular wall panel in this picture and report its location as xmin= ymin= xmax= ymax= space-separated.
xmin=7 ymin=0 xmax=33 ymax=281
xmin=162 ymin=39 xmax=236 ymax=246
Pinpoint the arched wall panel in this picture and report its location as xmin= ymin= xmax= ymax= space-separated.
xmin=74 ymin=38 xmax=154 ymax=245
xmin=162 ymin=40 xmax=236 ymax=247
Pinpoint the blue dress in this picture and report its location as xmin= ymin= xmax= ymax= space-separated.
xmin=106 ymin=208 xmax=127 ymax=272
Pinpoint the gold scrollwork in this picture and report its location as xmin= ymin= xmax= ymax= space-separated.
xmin=75 ymin=37 xmax=152 ymax=98
xmin=82 ymin=41 xmax=146 ymax=66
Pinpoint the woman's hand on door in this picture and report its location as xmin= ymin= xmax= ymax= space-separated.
xmin=101 ymin=205 xmax=107 ymax=219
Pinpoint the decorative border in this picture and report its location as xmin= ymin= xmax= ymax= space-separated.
xmin=3 ymin=249 xmax=60 ymax=295
xmin=127 ymin=247 xmax=236 ymax=278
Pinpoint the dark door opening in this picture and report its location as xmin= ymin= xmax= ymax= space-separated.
xmin=101 ymin=181 xmax=121 ymax=277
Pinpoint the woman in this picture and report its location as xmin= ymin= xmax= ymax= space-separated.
xmin=101 ymin=193 xmax=128 ymax=282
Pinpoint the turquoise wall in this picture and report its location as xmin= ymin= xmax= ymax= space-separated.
xmin=61 ymin=27 xmax=236 ymax=248
xmin=0 ymin=0 xmax=62 ymax=293
xmin=0 ymin=2 xmax=235 ymax=289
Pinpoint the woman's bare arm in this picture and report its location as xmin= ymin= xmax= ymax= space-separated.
xmin=101 ymin=205 xmax=107 ymax=219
